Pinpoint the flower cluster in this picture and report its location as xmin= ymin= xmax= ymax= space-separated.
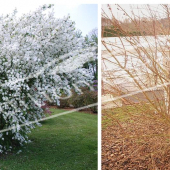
xmin=0 ymin=5 xmax=96 ymax=153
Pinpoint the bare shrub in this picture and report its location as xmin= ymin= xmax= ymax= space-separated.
xmin=102 ymin=4 xmax=170 ymax=115
xmin=102 ymin=4 xmax=170 ymax=169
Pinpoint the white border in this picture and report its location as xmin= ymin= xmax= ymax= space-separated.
xmin=98 ymin=3 xmax=101 ymax=170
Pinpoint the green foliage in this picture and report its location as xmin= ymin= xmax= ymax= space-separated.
xmin=70 ymin=88 xmax=97 ymax=113
xmin=84 ymin=28 xmax=98 ymax=80
xmin=103 ymin=26 xmax=123 ymax=37
xmin=103 ymin=26 xmax=148 ymax=37
xmin=57 ymin=87 xmax=97 ymax=113
xmin=82 ymin=90 xmax=98 ymax=113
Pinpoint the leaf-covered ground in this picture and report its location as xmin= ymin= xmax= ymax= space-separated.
xmin=102 ymin=105 xmax=170 ymax=170
xmin=0 ymin=108 xmax=97 ymax=170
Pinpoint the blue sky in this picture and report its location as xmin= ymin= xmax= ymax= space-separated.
xmin=54 ymin=4 xmax=98 ymax=36
xmin=0 ymin=1 xmax=98 ymax=36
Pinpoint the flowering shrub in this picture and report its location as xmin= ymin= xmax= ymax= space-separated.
xmin=0 ymin=5 xmax=96 ymax=153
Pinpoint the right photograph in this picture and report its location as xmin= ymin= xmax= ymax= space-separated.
xmin=101 ymin=4 xmax=170 ymax=169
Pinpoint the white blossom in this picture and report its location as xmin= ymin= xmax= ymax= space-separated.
xmin=0 ymin=5 xmax=97 ymax=153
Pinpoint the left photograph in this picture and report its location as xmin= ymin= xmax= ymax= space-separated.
xmin=0 ymin=3 xmax=98 ymax=170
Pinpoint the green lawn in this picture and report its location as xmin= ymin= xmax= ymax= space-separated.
xmin=0 ymin=108 xmax=97 ymax=170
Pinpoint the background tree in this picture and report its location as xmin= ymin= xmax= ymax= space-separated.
xmin=84 ymin=28 xmax=98 ymax=81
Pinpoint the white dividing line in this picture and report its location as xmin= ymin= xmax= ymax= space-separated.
xmin=0 ymin=102 xmax=97 ymax=133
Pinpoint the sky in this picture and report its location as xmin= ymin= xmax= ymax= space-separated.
xmin=0 ymin=1 xmax=98 ymax=36
xmin=53 ymin=4 xmax=98 ymax=36
xmin=102 ymin=4 xmax=165 ymax=21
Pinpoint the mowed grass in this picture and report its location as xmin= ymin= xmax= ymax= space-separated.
xmin=0 ymin=108 xmax=97 ymax=170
